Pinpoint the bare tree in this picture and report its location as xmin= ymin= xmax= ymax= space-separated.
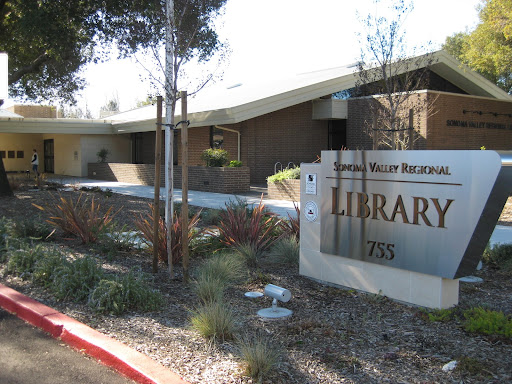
xmin=355 ymin=0 xmax=436 ymax=150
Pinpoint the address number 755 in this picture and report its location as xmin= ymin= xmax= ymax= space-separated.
xmin=367 ymin=240 xmax=395 ymax=260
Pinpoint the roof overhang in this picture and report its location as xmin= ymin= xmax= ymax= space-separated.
xmin=430 ymin=51 xmax=512 ymax=100
xmin=0 ymin=117 xmax=115 ymax=134
xmin=1 ymin=51 xmax=510 ymax=135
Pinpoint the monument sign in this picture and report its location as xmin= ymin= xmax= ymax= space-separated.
xmin=300 ymin=150 xmax=512 ymax=308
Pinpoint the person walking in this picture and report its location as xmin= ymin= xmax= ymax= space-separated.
xmin=31 ymin=149 xmax=39 ymax=177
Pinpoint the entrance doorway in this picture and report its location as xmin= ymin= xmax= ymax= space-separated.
xmin=43 ymin=139 xmax=54 ymax=173
xmin=328 ymin=120 xmax=347 ymax=150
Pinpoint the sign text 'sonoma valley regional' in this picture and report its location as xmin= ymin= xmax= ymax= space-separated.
xmin=320 ymin=150 xmax=509 ymax=279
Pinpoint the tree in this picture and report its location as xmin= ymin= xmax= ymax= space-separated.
xmin=444 ymin=0 xmax=512 ymax=94
xmin=355 ymin=0 xmax=436 ymax=150
xmin=104 ymin=0 xmax=228 ymax=278
xmin=61 ymin=104 xmax=93 ymax=119
xmin=0 ymin=0 xmax=161 ymax=104
xmin=100 ymin=94 xmax=121 ymax=117
xmin=161 ymin=0 xmax=227 ymax=279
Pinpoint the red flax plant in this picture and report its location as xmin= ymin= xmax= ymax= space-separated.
xmin=33 ymin=192 xmax=118 ymax=244
xmin=280 ymin=202 xmax=300 ymax=239
xmin=216 ymin=197 xmax=283 ymax=260
xmin=135 ymin=203 xmax=203 ymax=265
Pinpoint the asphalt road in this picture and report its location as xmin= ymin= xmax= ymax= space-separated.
xmin=0 ymin=308 xmax=134 ymax=384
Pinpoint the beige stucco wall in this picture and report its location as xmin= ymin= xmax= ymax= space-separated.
xmin=36 ymin=134 xmax=132 ymax=177
xmin=42 ymin=134 xmax=82 ymax=176
xmin=0 ymin=133 xmax=44 ymax=172
xmin=80 ymin=134 xmax=131 ymax=176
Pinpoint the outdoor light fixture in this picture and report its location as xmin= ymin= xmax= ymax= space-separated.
xmin=257 ymin=284 xmax=292 ymax=319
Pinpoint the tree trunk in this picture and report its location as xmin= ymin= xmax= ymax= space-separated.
xmin=181 ymin=91 xmax=189 ymax=283
xmin=0 ymin=157 xmax=13 ymax=197
xmin=165 ymin=0 xmax=175 ymax=279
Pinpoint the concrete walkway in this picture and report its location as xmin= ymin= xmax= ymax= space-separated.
xmin=52 ymin=176 xmax=298 ymax=219
xmin=51 ymin=176 xmax=511 ymax=246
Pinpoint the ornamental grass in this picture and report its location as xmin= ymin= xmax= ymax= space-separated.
xmin=33 ymin=192 xmax=118 ymax=244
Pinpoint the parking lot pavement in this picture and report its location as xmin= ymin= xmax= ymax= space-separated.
xmin=0 ymin=308 xmax=135 ymax=384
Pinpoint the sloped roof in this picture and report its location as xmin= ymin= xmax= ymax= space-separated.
xmin=110 ymin=50 xmax=512 ymax=132
xmin=1 ymin=50 xmax=510 ymax=135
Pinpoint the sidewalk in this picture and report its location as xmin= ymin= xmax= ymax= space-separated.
xmin=52 ymin=176 xmax=298 ymax=219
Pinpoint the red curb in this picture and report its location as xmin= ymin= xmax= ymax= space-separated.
xmin=0 ymin=283 xmax=190 ymax=384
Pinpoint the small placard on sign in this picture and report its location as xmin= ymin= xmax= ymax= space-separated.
xmin=304 ymin=201 xmax=318 ymax=222
xmin=305 ymin=173 xmax=317 ymax=195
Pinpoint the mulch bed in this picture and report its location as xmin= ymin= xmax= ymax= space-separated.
xmin=1 ymin=182 xmax=511 ymax=384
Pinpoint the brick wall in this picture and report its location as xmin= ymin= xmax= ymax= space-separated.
xmin=347 ymin=91 xmax=512 ymax=151
xmin=137 ymin=102 xmax=328 ymax=185
xmin=7 ymin=105 xmax=57 ymax=118
xmin=427 ymin=92 xmax=512 ymax=150
xmin=88 ymin=163 xmax=250 ymax=194
xmin=242 ymin=102 xmax=327 ymax=184
xmin=347 ymin=93 xmax=429 ymax=150
xmin=267 ymin=179 xmax=300 ymax=201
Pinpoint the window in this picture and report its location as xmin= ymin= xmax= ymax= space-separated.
xmin=209 ymin=126 xmax=224 ymax=149
xmin=0 ymin=151 xmax=5 ymax=158
xmin=17 ymin=151 xmax=24 ymax=159
xmin=7 ymin=151 xmax=14 ymax=158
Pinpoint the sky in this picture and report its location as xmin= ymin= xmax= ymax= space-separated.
xmin=76 ymin=0 xmax=483 ymax=117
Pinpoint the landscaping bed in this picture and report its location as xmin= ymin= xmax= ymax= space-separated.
xmin=1 ymin=181 xmax=511 ymax=384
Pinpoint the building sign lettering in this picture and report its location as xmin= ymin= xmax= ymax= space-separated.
xmin=320 ymin=150 xmax=512 ymax=279
xmin=446 ymin=120 xmax=512 ymax=130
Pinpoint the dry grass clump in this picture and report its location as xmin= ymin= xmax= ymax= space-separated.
xmin=237 ymin=333 xmax=281 ymax=383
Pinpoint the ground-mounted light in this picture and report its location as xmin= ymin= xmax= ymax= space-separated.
xmin=257 ymin=284 xmax=292 ymax=319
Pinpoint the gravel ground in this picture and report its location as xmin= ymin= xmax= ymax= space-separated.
xmin=1 ymin=182 xmax=511 ymax=384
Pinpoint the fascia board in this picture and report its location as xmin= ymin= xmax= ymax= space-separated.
xmin=223 ymin=77 xmax=357 ymax=124
xmin=0 ymin=118 xmax=114 ymax=134
xmin=432 ymin=51 xmax=512 ymax=100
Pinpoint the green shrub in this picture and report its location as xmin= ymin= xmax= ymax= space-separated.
xmin=201 ymin=148 xmax=229 ymax=167
xmin=0 ymin=217 xmax=12 ymax=250
xmin=5 ymin=241 xmax=45 ymax=277
xmin=268 ymin=235 xmax=300 ymax=265
xmin=200 ymin=208 xmax=222 ymax=226
xmin=96 ymin=148 xmax=110 ymax=163
xmin=9 ymin=217 xmax=54 ymax=240
xmin=482 ymin=243 xmax=512 ymax=272
xmin=88 ymin=270 xmax=163 ymax=315
xmin=190 ymin=233 xmax=226 ymax=257
xmin=267 ymin=166 xmax=300 ymax=183
xmin=190 ymin=301 xmax=236 ymax=341
xmin=51 ymin=256 xmax=104 ymax=302
xmin=424 ymin=308 xmax=455 ymax=323
xmin=228 ymin=160 xmax=242 ymax=167
xmin=237 ymin=334 xmax=280 ymax=382
xmin=32 ymin=249 xmax=69 ymax=287
xmin=464 ymin=307 xmax=512 ymax=338
xmin=118 ymin=270 xmax=163 ymax=312
xmin=88 ymin=279 xmax=126 ymax=315
xmin=96 ymin=222 xmax=138 ymax=259
xmin=455 ymin=356 xmax=486 ymax=375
